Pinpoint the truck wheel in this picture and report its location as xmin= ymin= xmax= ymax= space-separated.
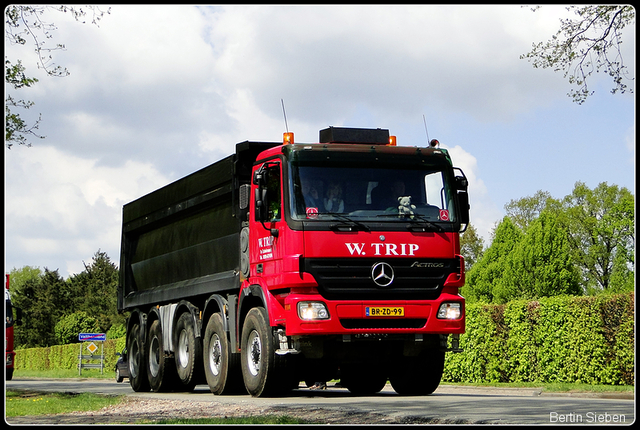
xmin=240 ymin=307 xmax=288 ymax=397
xmin=128 ymin=323 xmax=150 ymax=392
xmin=147 ymin=319 xmax=176 ymax=392
xmin=389 ymin=349 xmax=445 ymax=395
xmin=175 ymin=312 xmax=202 ymax=391
xmin=203 ymin=312 xmax=243 ymax=394
xmin=341 ymin=363 xmax=387 ymax=395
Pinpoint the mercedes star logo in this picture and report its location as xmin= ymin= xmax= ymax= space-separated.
xmin=371 ymin=262 xmax=394 ymax=287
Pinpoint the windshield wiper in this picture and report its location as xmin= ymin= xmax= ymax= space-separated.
xmin=322 ymin=213 xmax=371 ymax=232
xmin=375 ymin=212 xmax=444 ymax=232
xmin=405 ymin=213 xmax=444 ymax=232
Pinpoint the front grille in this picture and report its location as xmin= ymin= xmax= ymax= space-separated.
xmin=303 ymin=257 xmax=458 ymax=300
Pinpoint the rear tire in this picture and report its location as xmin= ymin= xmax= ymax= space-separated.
xmin=128 ymin=323 xmax=149 ymax=392
xmin=147 ymin=319 xmax=177 ymax=392
xmin=203 ymin=312 xmax=243 ymax=394
xmin=175 ymin=312 xmax=202 ymax=391
xmin=389 ymin=349 xmax=445 ymax=396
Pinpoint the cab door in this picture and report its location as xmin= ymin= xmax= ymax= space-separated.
xmin=250 ymin=161 xmax=285 ymax=279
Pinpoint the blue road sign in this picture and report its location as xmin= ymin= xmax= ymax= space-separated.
xmin=79 ymin=333 xmax=106 ymax=342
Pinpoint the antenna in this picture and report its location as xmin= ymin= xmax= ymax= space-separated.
xmin=281 ymin=99 xmax=289 ymax=133
xmin=423 ymin=114 xmax=439 ymax=148
xmin=422 ymin=114 xmax=430 ymax=144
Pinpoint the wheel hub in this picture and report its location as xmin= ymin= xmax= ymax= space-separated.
xmin=208 ymin=334 xmax=222 ymax=376
xmin=178 ymin=330 xmax=189 ymax=368
xmin=247 ymin=330 xmax=262 ymax=377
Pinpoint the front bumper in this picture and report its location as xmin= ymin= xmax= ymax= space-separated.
xmin=282 ymin=290 xmax=464 ymax=336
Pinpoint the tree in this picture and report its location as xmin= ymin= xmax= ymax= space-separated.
xmin=8 ymin=265 xmax=42 ymax=291
xmin=558 ymin=182 xmax=634 ymax=293
xmin=67 ymin=250 xmax=122 ymax=333
xmin=5 ymin=59 xmax=43 ymax=147
xmin=4 ymin=5 xmax=110 ymax=148
xmin=521 ymin=5 xmax=635 ymax=104
xmin=11 ymin=268 xmax=72 ymax=347
xmin=504 ymin=191 xmax=553 ymax=231
xmin=459 ymin=223 xmax=485 ymax=271
xmin=503 ymin=211 xmax=581 ymax=303
xmin=462 ymin=217 xmax=522 ymax=303
xmin=54 ymin=311 xmax=100 ymax=345
xmin=8 ymin=266 xmax=42 ymax=348
xmin=9 ymin=251 xmax=122 ymax=347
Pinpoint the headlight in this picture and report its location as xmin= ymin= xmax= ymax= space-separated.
xmin=297 ymin=301 xmax=330 ymax=321
xmin=437 ymin=302 xmax=462 ymax=320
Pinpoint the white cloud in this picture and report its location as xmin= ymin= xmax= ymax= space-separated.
xmin=202 ymin=5 xmax=572 ymax=125
xmin=5 ymin=146 xmax=169 ymax=275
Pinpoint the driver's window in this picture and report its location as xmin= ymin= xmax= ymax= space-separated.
xmin=266 ymin=164 xmax=281 ymax=221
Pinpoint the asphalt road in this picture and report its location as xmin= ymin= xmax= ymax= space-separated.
xmin=6 ymin=378 xmax=635 ymax=425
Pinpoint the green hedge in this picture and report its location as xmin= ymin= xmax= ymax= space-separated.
xmin=443 ymin=293 xmax=634 ymax=385
xmin=14 ymin=338 xmax=126 ymax=373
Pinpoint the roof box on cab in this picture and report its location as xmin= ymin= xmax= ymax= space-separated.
xmin=319 ymin=126 xmax=390 ymax=145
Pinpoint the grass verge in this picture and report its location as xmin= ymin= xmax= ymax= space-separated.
xmin=6 ymin=389 xmax=311 ymax=424
xmin=6 ymin=389 xmax=126 ymax=417
xmin=14 ymin=368 xmax=116 ymax=379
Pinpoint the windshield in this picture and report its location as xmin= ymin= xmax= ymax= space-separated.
xmin=289 ymin=153 xmax=458 ymax=223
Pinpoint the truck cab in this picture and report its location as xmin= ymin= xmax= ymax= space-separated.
xmin=242 ymin=127 xmax=468 ymax=395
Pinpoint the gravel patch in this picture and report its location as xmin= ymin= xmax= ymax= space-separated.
xmin=6 ymin=397 xmax=432 ymax=425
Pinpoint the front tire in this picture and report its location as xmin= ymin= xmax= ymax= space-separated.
xmin=341 ymin=363 xmax=387 ymax=395
xmin=389 ymin=349 xmax=445 ymax=395
xmin=175 ymin=312 xmax=202 ymax=391
xmin=240 ymin=307 xmax=289 ymax=397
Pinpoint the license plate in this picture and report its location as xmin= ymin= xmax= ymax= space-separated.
xmin=365 ymin=307 xmax=404 ymax=317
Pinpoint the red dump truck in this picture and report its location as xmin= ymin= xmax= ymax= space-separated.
xmin=118 ymin=127 xmax=469 ymax=396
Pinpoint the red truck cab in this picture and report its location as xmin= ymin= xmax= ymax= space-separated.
xmin=242 ymin=127 xmax=468 ymax=395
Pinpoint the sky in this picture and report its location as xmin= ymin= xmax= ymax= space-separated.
xmin=4 ymin=5 xmax=635 ymax=278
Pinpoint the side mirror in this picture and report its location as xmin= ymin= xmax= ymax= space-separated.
xmin=457 ymin=191 xmax=470 ymax=226
xmin=253 ymin=165 xmax=268 ymax=221
xmin=453 ymin=168 xmax=470 ymax=228
xmin=253 ymin=165 xmax=267 ymax=186
xmin=455 ymin=176 xmax=468 ymax=190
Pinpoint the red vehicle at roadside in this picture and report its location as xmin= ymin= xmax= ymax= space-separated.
xmin=6 ymin=274 xmax=20 ymax=381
